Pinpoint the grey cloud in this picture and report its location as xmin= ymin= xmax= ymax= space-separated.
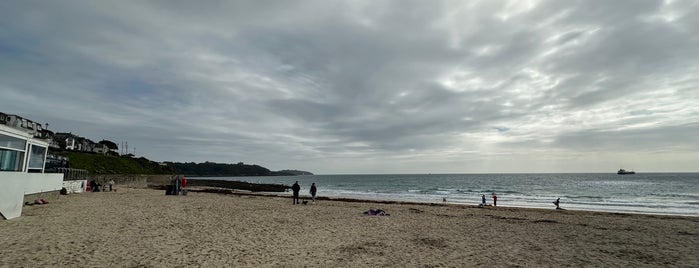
xmin=1 ymin=0 xmax=697 ymax=173
xmin=552 ymin=122 xmax=699 ymax=152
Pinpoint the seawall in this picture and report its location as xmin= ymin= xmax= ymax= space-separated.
xmin=87 ymin=174 xmax=175 ymax=188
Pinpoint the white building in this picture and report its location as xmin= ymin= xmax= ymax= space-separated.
xmin=1 ymin=113 xmax=63 ymax=220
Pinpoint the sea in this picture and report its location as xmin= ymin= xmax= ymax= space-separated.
xmin=194 ymin=173 xmax=699 ymax=217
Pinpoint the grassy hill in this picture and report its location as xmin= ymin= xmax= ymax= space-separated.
xmin=51 ymin=150 xmax=174 ymax=175
xmin=49 ymin=150 xmax=313 ymax=176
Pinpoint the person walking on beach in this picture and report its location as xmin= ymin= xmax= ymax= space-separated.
xmin=492 ymin=193 xmax=497 ymax=206
xmin=553 ymin=198 xmax=561 ymax=209
xmin=291 ymin=181 xmax=301 ymax=204
xmin=310 ymin=183 xmax=317 ymax=204
xmin=108 ymin=179 xmax=115 ymax=192
xmin=482 ymin=194 xmax=486 ymax=205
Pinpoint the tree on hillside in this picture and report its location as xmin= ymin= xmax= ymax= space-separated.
xmin=99 ymin=140 xmax=119 ymax=150
xmin=165 ymin=161 xmax=272 ymax=176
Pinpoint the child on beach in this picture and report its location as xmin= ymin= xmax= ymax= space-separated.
xmin=492 ymin=193 xmax=497 ymax=206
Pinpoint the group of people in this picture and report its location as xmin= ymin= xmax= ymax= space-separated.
xmin=166 ymin=175 xmax=188 ymax=195
xmin=87 ymin=179 xmax=116 ymax=192
xmin=480 ymin=193 xmax=498 ymax=206
xmin=291 ymin=181 xmax=317 ymax=205
xmin=478 ymin=193 xmax=562 ymax=209
xmin=288 ymin=184 xmax=564 ymax=210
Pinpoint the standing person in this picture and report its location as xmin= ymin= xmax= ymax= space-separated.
xmin=492 ymin=192 xmax=497 ymax=206
xmin=91 ymin=180 xmax=99 ymax=192
xmin=175 ymin=176 xmax=181 ymax=195
xmin=168 ymin=176 xmax=176 ymax=195
xmin=181 ymin=176 xmax=188 ymax=196
xmin=481 ymin=194 xmax=486 ymax=205
xmin=553 ymin=198 xmax=561 ymax=209
xmin=291 ymin=181 xmax=301 ymax=204
xmin=108 ymin=179 xmax=115 ymax=192
xmin=310 ymin=183 xmax=317 ymax=204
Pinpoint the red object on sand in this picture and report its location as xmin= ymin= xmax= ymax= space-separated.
xmin=182 ymin=177 xmax=187 ymax=188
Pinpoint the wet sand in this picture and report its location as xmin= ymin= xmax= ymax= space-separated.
xmin=1 ymin=187 xmax=697 ymax=267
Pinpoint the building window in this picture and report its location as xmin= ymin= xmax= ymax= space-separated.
xmin=0 ymin=133 xmax=26 ymax=151
xmin=0 ymin=149 xmax=25 ymax=171
xmin=0 ymin=133 xmax=26 ymax=172
xmin=27 ymin=144 xmax=47 ymax=172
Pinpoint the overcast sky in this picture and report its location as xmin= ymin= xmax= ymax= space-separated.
xmin=1 ymin=0 xmax=698 ymax=174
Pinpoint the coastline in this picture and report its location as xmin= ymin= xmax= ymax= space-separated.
xmin=187 ymin=186 xmax=699 ymax=218
xmin=1 ymin=187 xmax=697 ymax=267
xmin=220 ymin=173 xmax=699 ymax=217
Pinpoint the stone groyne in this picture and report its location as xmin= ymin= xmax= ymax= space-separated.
xmin=185 ymin=178 xmax=289 ymax=192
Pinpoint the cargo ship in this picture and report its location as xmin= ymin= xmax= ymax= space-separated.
xmin=617 ymin=169 xmax=636 ymax=175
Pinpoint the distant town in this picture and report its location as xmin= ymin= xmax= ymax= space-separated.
xmin=1 ymin=112 xmax=121 ymax=155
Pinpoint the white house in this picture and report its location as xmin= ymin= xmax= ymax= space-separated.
xmin=1 ymin=113 xmax=63 ymax=220
xmin=65 ymin=136 xmax=77 ymax=150
xmin=93 ymin=143 xmax=109 ymax=154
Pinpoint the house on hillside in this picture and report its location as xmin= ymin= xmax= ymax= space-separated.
xmin=54 ymin=132 xmax=78 ymax=150
xmin=53 ymin=133 xmax=98 ymax=153
xmin=80 ymin=139 xmax=89 ymax=151
xmin=2 ymin=113 xmax=52 ymax=140
xmin=97 ymin=140 xmax=119 ymax=156
xmin=49 ymin=139 xmax=61 ymax=149
xmin=93 ymin=143 xmax=109 ymax=154
xmin=79 ymin=138 xmax=97 ymax=153
xmin=67 ymin=136 xmax=78 ymax=150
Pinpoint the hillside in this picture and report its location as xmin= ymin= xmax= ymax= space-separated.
xmin=274 ymin=169 xmax=314 ymax=176
xmin=164 ymin=162 xmax=314 ymax=176
xmin=50 ymin=150 xmax=174 ymax=175
xmin=165 ymin=161 xmax=271 ymax=176
xmin=49 ymin=150 xmax=313 ymax=176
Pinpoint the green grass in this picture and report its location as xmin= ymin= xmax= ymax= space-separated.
xmin=51 ymin=151 xmax=174 ymax=175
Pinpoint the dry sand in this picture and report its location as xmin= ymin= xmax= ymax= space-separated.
xmin=1 ymin=187 xmax=697 ymax=267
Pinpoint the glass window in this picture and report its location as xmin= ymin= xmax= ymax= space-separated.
xmin=27 ymin=144 xmax=46 ymax=170
xmin=0 ymin=133 xmax=27 ymax=151
xmin=0 ymin=148 xmax=24 ymax=171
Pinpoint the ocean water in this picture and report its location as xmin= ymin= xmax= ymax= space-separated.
xmin=195 ymin=173 xmax=699 ymax=217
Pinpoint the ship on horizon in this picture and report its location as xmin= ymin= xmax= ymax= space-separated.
xmin=617 ymin=169 xmax=636 ymax=175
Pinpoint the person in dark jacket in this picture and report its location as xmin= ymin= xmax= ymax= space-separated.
xmin=291 ymin=181 xmax=301 ymax=204
xmin=310 ymin=183 xmax=317 ymax=204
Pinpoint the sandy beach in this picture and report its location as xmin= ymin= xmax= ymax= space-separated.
xmin=1 ymin=187 xmax=697 ymax=268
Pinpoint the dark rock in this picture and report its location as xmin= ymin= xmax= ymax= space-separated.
xmin=186 ymin=179 xmax=289 ymax=192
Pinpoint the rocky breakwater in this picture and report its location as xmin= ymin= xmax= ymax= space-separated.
xmin=183 ymin=179 xmax=289 ymax=192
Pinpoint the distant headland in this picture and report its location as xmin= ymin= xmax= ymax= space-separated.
xmin=49 ymin=150 xmax=313 ymax=177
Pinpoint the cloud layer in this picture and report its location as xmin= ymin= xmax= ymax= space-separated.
xmin=2 ymin=0 xmax=698 ymax=173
